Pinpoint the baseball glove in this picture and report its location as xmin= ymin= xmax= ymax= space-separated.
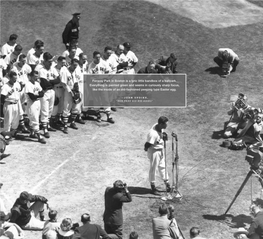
xmin=54 ymin=96 xmax=59 ymax=106
xmin=72 ymin=90 xmax=81 ymax=104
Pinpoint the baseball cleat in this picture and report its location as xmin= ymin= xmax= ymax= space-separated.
xmin=70 ymin=123 xmax=78 ymax=130
xmin=44 ymin=132 xmax=50 ymax=138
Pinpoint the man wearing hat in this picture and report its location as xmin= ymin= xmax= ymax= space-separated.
xmin=103 ymin=180 xmax=132 ymax=239
xmin=62 ymin=13 xmax=81 ymax=49
xmin=189 ymin=227 xmax=207 ymax=239
xmin=122 ymin=42 xmax=138 ymax=74
xmin=9 ymin=191 xmax=48 ymax=230
xmin=74 ymin=213 xmax=111 ymax=239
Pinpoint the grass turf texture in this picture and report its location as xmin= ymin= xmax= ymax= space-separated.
xmin=1 ymin=1 xmax=263 ymax=238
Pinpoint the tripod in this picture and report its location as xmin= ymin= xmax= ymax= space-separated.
xmin=224 ymin=167 xmax=263 ymax=215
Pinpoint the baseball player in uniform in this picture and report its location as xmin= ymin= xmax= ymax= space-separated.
xmin=50 ymin=56 xmax=67 ymax=129
xmin=87 ymin=51 xmax=114 ymax=123
xmin=144 ymin=116 xmax=171 ymax=195
xmin=4 ymin=45 xmax=23 ymax=73
xmin=61 ymin=58 xmax=82 ymax=133
xmin=62 ymin=13 xmax=81 ymax=49
xmin=0 ymin=56 xmax=7 ymax=87
xmin=26 ymin=40 xmax=44 ymax=71
xmin=62 ymin=39 xmax=83 ymax=61
xmin=35 ymin=52 xmax=60 ymax=138
xmin=1 ymin=34 xmax=18 ymax=56
xmin=111 ymin=45 xmax=128 ymax=74
xmin=24 ymin=71 xmax=46 ymax=144
xmin=12 ymin=54 xmax=32 ymax=134
xmin=214 ymin=48 xmax=239 ymax=77
xmin=123 ymin=42 xmax=138 ymax=74
xmin=0 ymin=71 xmax=21 ymax=136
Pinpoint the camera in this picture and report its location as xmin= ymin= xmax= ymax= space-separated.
xmin=162 ymin=132 xmax=168 ymax=141
xmin=71 ymin=223 xmax=79 ymax=231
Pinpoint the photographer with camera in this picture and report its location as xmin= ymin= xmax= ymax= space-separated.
xmin=144 ymin=116 xmax=171 ymax=195
xmin=234 ymin=112 xmax=263 ymax=148
xmin=103 ymin=180 xmax=132 ymax=239
xmin=224 ymin=93 xmax=250 ymax=138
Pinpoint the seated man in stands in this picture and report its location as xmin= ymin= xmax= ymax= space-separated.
xmin=9 ymin=191 xmax=48 ymax=230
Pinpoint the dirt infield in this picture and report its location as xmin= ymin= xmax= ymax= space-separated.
xmin=146 ymin=0 xmax=263 ymax=28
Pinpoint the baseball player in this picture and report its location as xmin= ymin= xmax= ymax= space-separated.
xmin=4 ymin=45 xmax=22 ymax=73
xmin=0 ymin=55 xmax=7 ymax=87
xmin=111 ymin=45 xmax=129 ymax=74
xmin=122 ymin=42 xmax=138 ymax=74
xmin=87 ymin=51 xmax=114 ymax=123
xmin=61 ymin=58 xmax=82 ymax=133
xmin=214 ymin=48 xmax=239 ymax=77
xmin=50 ymin=56 xmax=67 ymax=129
xmin=26 ymin=40 xmax=44 ymax=71
xmin=144 ymin=116 xmax=171 ymax=195
xmin=102 ymin=46 xmax=118 ymax=74
xmin=0 ymin=71 xmax=21 ymax=137
xmin=35 ymin=52 xmax=60 ymax=138
xmin=24 ymin=71 xmax=46 ymax=144
xmin=12 ymin=54 xmax=32 ymax=134
xmin=62 ymin=13 xmax=81 ymax=49
xmin=1 ymin=34 xmax=18 ymax=56
xmin=62 ymin=39 xmax=83 ymax=61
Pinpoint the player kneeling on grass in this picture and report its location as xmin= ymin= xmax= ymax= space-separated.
xmin=9 ymin=191 xmax=48 ymax=231
xmin=214 ymin=48 xmax=239 ymax=77
xmin=0 ymin=211 xmax=24 ymax=239
xmin=24 ymin=71 xmax=46 ymax=144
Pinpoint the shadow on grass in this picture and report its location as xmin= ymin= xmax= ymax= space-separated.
xmin=212 ymin=129 xmax=225 ymax=139
xmin=128 ymin=186 xmax=152 ymax=195
xmin=205 ymin=66 xmax=222 ymax=76
xmin=203 ymin=214 xmax=252 ymax=228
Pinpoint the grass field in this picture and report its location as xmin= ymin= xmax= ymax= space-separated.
xmin=1 ymin=1 xmax=263 ymax=239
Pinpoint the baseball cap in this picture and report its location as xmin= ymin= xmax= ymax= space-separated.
xmin=19 ymin=191 xmax=30 ymax=200
xmin=72 ymin=12 xmax=81 ymax=16
xmin=113 ymin=180 xmax=124 ymax=189
xmin=123 ymin=42 xmax=131 ymax=49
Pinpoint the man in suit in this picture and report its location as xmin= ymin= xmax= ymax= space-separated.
xmin=152 ymin=204 xmax=171 ymax=239
xmin=74 ymin=213 xmax=110 ymax=239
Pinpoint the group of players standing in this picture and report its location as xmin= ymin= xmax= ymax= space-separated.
xmin=0 ymin=29 xmax=142 ymax=145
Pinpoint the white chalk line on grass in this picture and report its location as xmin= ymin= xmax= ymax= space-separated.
xmin=30 ymin=149 xmax=81 ymax=194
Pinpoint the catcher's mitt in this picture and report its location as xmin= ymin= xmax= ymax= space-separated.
xmin=72 ymin=90 xmax=81 ymax=104
xmin=54 ymin=96 xmax=59 ymax=106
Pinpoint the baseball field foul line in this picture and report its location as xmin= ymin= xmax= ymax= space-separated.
xmin=30 ymin=150 xmax=81 ymax=194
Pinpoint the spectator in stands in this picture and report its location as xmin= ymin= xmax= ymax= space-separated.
xmin=57 ymin=218 xmax=74 ymax=239
xmin=42 ymin=210 xmax=60 ymax=239
xmin=1 ymin=34 xmax=18 ymax=56
xmin=0 ymin=211 xmax=24 ymax=239
xmin=129 ymin=231 xmax=139 ymax=239
xmin=152 ymin=204 xmax=171 ymax=239
xmin=74 ymin=213 xmax=110 ymax=239
xmin=190 ymin=227 xmax=206 ymax=239
xmin=9 ymin=191 xmax=48 ymax=230
xmin=103 ymin=180 xmax=132 ymax=239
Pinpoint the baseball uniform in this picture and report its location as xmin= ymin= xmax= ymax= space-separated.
xmin=4 ymin=52 xmax=20 ymax=67
xmin=26 ymin=49 xmax=43 ymax=69
xmin=62 ymin=47 xmax=83 ymax=59
xmin=1 ymin=81 xmax=21 ymax=132
xmin=146 ymin=123 xmax=168 ymax=184
xmin=0 ymin=59 xmax=7 ymax=87
xmin=110 ymin=52 xmax=128 ymax=74
xmin=123 ymin=50 xmax=138 ymax=74
xmin=35 ymin=63 xmax=59 ymax=133
xmin=1 ymin=43 xmax=17 ymax=56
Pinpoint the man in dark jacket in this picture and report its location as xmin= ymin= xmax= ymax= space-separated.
xmin=9 ymin=191 xmax=48 ymax=230
xmin=247 ymin=198 xmax=263 ymax=239
xmin=62 ymin=13 xmax=81 ymax=49
xmin=74 ymin=213 xmax=110 ymax=239
xmin=103 ymin=180 xmax=132 ymax=239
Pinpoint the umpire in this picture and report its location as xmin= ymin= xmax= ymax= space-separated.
xmin=103 ymin=180 xmax=132 ymax=239
xmin=62 ymin=13 xmax=81 ymax=49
